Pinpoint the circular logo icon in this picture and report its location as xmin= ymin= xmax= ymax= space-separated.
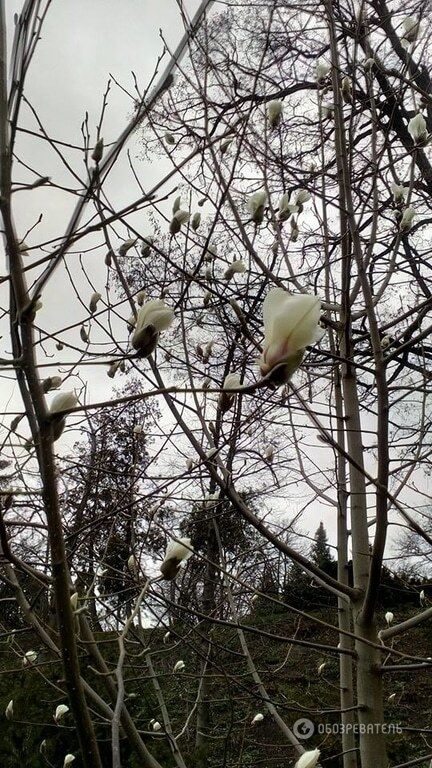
xmin=293 ymin=718 xmax=315 ymax=740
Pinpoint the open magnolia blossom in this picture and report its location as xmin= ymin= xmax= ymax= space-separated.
xmin=316 ymin=59 xmax=330 ymax=81
xmin=223 ymin=373 xmax=242 ymax=390
xmin=390 ymin=183 xmax=408 ymax=203
xmin=259 ymin=289 xmax=323 ymax=383
xmin=152 ymin=721 xmax=162 ymax=732
xmin=267 ymin=100 xmax=283 ymax=129
xmin=131 ymin=299 xmax=174 ymax=356
xmin=385 ymin=611 xmax=394 ymax=625
xmin=278 ymin=192 xmax=298 ymax=220
xmin=408 ymin=113 xmax=428 ymax=144
xmin=295 ymin=749 xmax=320 ymax=768
xmin=247 ymin=190 xmax=267 ymax=224
xmin=400 ymin=207 xmax=416 ymax=232
xmin=295 ymin=189 xmax=311 ymax=205
xmin=23 ymin=650 xmax=38 ymax=665
xmin=49 ymin=391 xmax=78 ymax=415
xmin=160 ymin=537 xmax=193 ymax=580
xmin=224 ymin=260 xmax=246 ymax=280
xmin=251 ymin=712 xmax=264 ymax=725
xmin=54 ymin=704 xmax=69 ymax=723
xmin=173 ymin=660 xmax=185 ymax=673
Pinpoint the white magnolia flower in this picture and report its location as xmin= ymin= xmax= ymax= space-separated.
xmin=191 ymin=212 xmax=201 ymax=230
xmin=89 ymin=292 xmax=101 ymax=314
xmin=224 ymin=260 xmax=247 ymax=280
xmin=390 ymin=183 xmax=408 ymax=203
xmin=317 ymin=662 xmax=326 ymax=675
xmin=295 ymin=749 xmax=320 ymax=768
xmin=364 ymin=57 xmax=375 ymax=71
xmin=278 ymin=192 xmax=298 ymax=220
xmin=173 ymin=660 xmax=185 ymax=673
xmin=388 ymin=693 xmax=396 ymax=703
xmin=70 ymin=592 xmax=78 ymax=610
xmin=127 ymin=554 xmax=137 ymax=572
xmin=267 ymin=100 xmax=283 ymax=129
xmin=49 ymin=391 xmax=78 ymax=415
xmin=5 ymin=700 xmax=13 ymax=720
xmin=170 ymin=209 xmax=190 ymax=234
xmin=63 ymin=755 xmax=75 ymax=767
xmin=23 ymin=650 xmax=38 ymax=665
xmin=223 ymin=373 xmax=242 ymax=390
xmin=402 ymin=16 xmax=421 ymax=43
xmin=54 ymin=704 xmax=70 ymax=723
xmin=408 ymin=113 xmax=428 ymax=144
xmin=385 ymin=611 xmax=394 ymax=626
xmin=259 ymin=289 xmax=323 ymax=381
xmin=152 ymin=721 xmax=162 ymax=731
xmin=420 ymin=589 xmax=426 ymax=604
xmin=131 ymin=299 xmax=174 ymax=355
xmin=295 ymin=189 xmax=311 ymax=205
xmin=251 ymin=712 xmax=264 ymax=725
xmin=247 ymin=190 xmax=268 ymax=224
xmin=118 ymin=238 xmax=137 ymax=256
xmin=316 ymin=59 xmax=330 ymax=81
xmin=251 ymin=594 xmax=259 ymax=603
xmin=163 ymin=631 xmax=171 ymax=644
xmin=160 ymin=538 xmax=193 ymax=580
xmin=400 ymin=207 xmax=416 ymax=232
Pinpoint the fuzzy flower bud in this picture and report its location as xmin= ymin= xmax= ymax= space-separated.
xmin=92 ymin=137 xmax=104 ymax=163
xmin=191 ymin=212 xmax=201 ymax=231
xmin=400 ymin=207 xmax=415 ymax=232
xmin=267 ymin=100 xmax=283 ymax=129
xmin=89 ymin=292 xmax=101 ymax=314
xmin=160 ymin=538 xmax=193 ymax=580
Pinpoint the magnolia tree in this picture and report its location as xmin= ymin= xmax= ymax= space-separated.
xmin=0 ymin=1 xmax=432 ymax=768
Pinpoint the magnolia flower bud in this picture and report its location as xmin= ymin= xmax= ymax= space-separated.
xmin=205 ymin=243 xmax=218 ymax=260
xmin=251 ymin=593 xmax=259 ymax=603
xmin=173 ymin=660 xmax=185 ymax=673
xmin=63 ymin=755 xmax=75 ymax=767
xmin=381 ymin=335 xmax=391 ymax=349
xmin=267 ymin=100 xmax=283 ymax=129
xmin=191 ymin=212 xmax=201 ymax=230
xmin=408 ymin=113 xmax=428 ymax=144
xmin=172 ymin=196 xmax=181 ymax=213
xmin=390 ymin=183 xmax=408 ymax=203
xmin=152 ymin=721 xmax=162 ymax=731
xmin=203 ymin=291 xmax=211 ymax=307
xmin=5 ymin=700 xmax=13 ymax=720
xmin=54 ymin=704 xmax=70 ymax=723
xmin=164 ymin=132 xmax=175 ymax=145
xmin=364 ymin=57 xmax=375 ymax=71
xmin=295 ymin=189 xmax=311 ymax=206
xmin=50 ymin=391 xmax=78 ymax=415
xmin=160 ymin=538 xmax=193 ymax=580
xmin=186 ymin=458 xmax=194 ymax=471
xmin=18 ymin=240 xmax=29 ymax=253
xmin=56 ymin=340 xmax=64 ymax=351
xmin=131 ymin=299 xmax=174 ymax=356
xmin=251 ymin=713 xmax=264 ymax=725
xmin=170 ymin=209 xmax=190 ymax=234
xmin=203 ymin=341 xmax=214 ymax=363
xmin=316 ymin=59 xmax=330 ymax=82
xmin=279 ymin=192 xmax=298 ymax=221
xmin=402 ymin=16 xmax=421 ymax=44
xmin=70 ymin=593 xmax=78 ymax=610
xmin=127 ymin=554 xmax=137 ymax=573
xmin=291 ymin=220 xmax=299 ymax=242
xmin=247 ymin=190 xmax=267 ymax=224
xmin=400 ymin=207 xmax=415 ymax=232
xmin=42 ymin=376 xmax=62 ymax=393
xmin=259 ymin=289 xmax=323 ymax=384
xmin=317 ymin=662 xmax=326 ymax=675
xmin=224 ymin=260 xmax=246 ymax=280
xmin=105 ymin=250 xmax=112 ymax=266
xmin=92 ymin=137 xmax=104 ymax=163
xmin=89 ymin=292 xmax=101 ymax=314
xmin=119 ymin=238 xmax=137 ymax=256
xmin=387 ymin=693 xmax=396 ymax=703
xmin=136 ymin=290 xmax=147 ymax=306
xmin=385 ymin=611 xmax=394 ymax=625
xmin=295 ymin=749 xmax=320 ymax=768
xmin=141 ymin=237 xmax=153 ymax=257
xmin=341 ymin=76 xmax=352 ymax=103
xmin=219 ymin=372 xmax=242 ymax=412
xmin=23 ymin=649 xmax=38 ymax=666
xmin=220 ymin=138 xmax=232 ymax=154
xmin=80 ymin=325 xmax=89 ymax=343
xmin=163 ymin=631 xmax=171 ymax=644
xmin=420 ymin=589 xmax=426 ymax=604
xmin=107 ymin=360 xmax=122 ymax=378
xmin=264 ymin=446 xmax=274 ymax=463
